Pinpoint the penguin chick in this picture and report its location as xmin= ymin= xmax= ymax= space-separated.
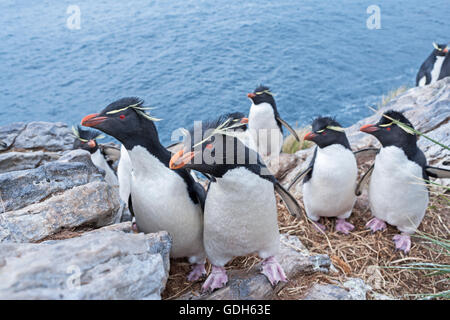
xmin=81 ymin=97 xmax=207 ymax=281
xmin=169 ymin=113 xmax=303 ymax=292
xmin=288 ymin=117 xmax=357 ymax=234
xmin=247 ymin=85 xmax=299 ymax=159
xmin=360 ymin=110 xmax=429 ymax=253
xmin=416 ymin=42 xmax=449 ymax=87
xmin=72 ymin=125 xmax=118 ymax=187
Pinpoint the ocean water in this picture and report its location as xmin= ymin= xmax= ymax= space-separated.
xmin=0 ymin=0 xmax=448 ymax=144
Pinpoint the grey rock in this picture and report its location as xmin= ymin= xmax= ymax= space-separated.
xmin=0 ymin=229 xmax=172 ymax=299
xmin=0 ymin=181 xmax=120 ymax=243
xmin=0 ymin=122 xmax=26 ymax=150
xmin=0 ymin=151 xmax=60 ymax=173
xmin=180 ymin=234 xmax=331 ymax=300
xmin=11 ymin=122 xmax=73 ymax=152
xmin=0 ymin=150 xmax=102 ymax=212
xmin=303 ymin=278 xmax=370 ymax=300
xmin=303 ymin=283 xmax=352 ymax=300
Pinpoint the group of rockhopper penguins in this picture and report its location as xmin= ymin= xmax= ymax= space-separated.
xmin=55 ymin=43 xmax=450 ymax=293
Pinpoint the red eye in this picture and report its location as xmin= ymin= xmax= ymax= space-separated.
xmin=322 ymin=131 xmax=326 ymax=135
xmin=386 ymin=127 xmax=391 ymax=131
xmin=119 ymin=114 xmax=125 ymax=120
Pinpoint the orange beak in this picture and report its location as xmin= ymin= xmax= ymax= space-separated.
xmin=360 ymin=124 xmax=379 ymax=133
xmin=169 ymin=149 xmax=195 ymax=170
xmin=88 ymin=140 xmax=96 ymax=148
xmin=81 ymin=113 xmax=108 ymax=127
xmin=443 ymin=47 xmax=449 ymax=54
xmin=240 ymin=117 xmax=249 ymax=124
xmin=247 ymin=93 xmax=256 ymax=99
xmin=304 ymin=131 xmax=317 ymax=141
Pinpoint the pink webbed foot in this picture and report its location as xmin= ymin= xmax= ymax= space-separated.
xmin=187 ymin=263 xmax=206 ymax=282
xmin=261 ymin=256 xmax=287 ymax=286
xmin=312 ymin=221 xmax=326 ymax=232
xmin=335 ymin=219 xmax=355 ymax=235
xmin=131 ymin=222 xmax=139 ymax=233
xmin=366 ymin=217 xmax=387 ymax=233
xmin=393 ymin=234 xmax=411 ymax=254
xmin=201 ymin=266 xmax=228 ymax=293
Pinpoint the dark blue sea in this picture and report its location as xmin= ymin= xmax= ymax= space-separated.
xmin=0 ymin=0 xmax=448 ymax=144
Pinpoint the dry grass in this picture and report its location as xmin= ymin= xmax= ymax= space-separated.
xmin=377 ymin=85 xmax=409 ymax=109
xmin=282 ymin=126 xmax=313 ymax=154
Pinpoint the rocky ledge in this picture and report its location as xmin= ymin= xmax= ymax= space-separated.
xmin=0 ymin=78 xmax=448 ymax=300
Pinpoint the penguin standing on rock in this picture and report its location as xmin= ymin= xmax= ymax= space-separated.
xmin=359 ymin=110 xmax=450 ymax=253
xmin=72 ymin=125 xmax=119 ymax=187
xmin=81 ymin=97 xmax=207 ymax=281
xmin=416 ymin=42 xmax=449 ymax=87
xmin=247 ymin=86 xmax=300 ymax=158
xmin=169 ymin=114 xmax=302 ymax=292
xmin=287 ymin=117 xmax=357 ymax=234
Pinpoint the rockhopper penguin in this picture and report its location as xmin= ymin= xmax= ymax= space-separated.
xmin=287 ymin=117 xmax=357 ymax=234
xmin=416 ymin=42 xmax=449 ymax=87
xmin=72 ymin=125 xmax=119 ymax=187
xmin=359 ymin=110 xmax=450 ymax=253
xmin=247 ymin=86 xmax=300 ymax=158
xmin=169 ymin=113 xmax=302 ymax=292
xmin=81 ymin=97 xmax=207 ymax=281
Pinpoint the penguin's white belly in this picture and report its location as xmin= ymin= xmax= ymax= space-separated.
xmin=91 ymin=149 xmax=118 ymax=187
xmin=248 ymin=103 xmax=283 ymax=157
xmin=129 ymin=146 xmax=205 ymax=261
xmin=117 ymin=144 xmax=132 ymax=203
xmin=431 ymin=56 xmax=445 ymax=83
xmin=204 ymin=167 xmax=280 ymax=266
xmin=418 ymin=76 xmax=426 ymax=87
xmin=369 ymin=147 xmax=428 ymax=234
xmin=303 ymin=145 xmax=357 ymax=220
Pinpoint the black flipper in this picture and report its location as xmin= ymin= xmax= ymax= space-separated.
xmin=276 ymin=116 xmax=300 ymax=142
xmin=0 ymin=139 xmax=6 ymax=148
xmin=128 ymin=195 xmax=135 ymax=218
xmin=274 ymin=182 xmax=303 ymax=219
xmin=355 ymin=164 xmax=375 ymax=196
xmin=191 ymin=182 xmax=206 ymax=212
xmin=287 ymin=146 xmax=317 ymax=190
xmin=287 ymin=167 xmax=312 ymax=191
xmin=425 ymin=166 xmax=450 ymax=179
xmin=353 ymin=148 xmax=379 ymax=161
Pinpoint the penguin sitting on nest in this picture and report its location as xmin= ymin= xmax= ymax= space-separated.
xmin=287 ymin=117 xmax=358 ymax=234
xmin=359 ymin=110 xmax=450 ymax=253
xmin=416 ymin=42 xmax=449 ymax=87
xmin=81 ymin=97 xmax=207 ymax=281
xmin=169 ymin=113 xmax=302 ymax=292
xmin=72 ymin=125 xmax=119 ymax=187
xmin=247 ymin=85 xmax=300 ymax=158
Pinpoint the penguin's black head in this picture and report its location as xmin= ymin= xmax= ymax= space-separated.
xmin=81 ymin=97 xmax=161 ymax=148
xmin=432 ymin=43 xmax=449 ymax=57
xmin=72 ymin=125 xmax=102 ymax=154
xmin=304 ymin=117 xmax=350 ymax=149
xmin=169 ymin=112 xmax=256 ymax=177
xmin=247 ymin=85 xmax=276 ymax=109
xmin=360 ymin=110 xmax=417 ymax=149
